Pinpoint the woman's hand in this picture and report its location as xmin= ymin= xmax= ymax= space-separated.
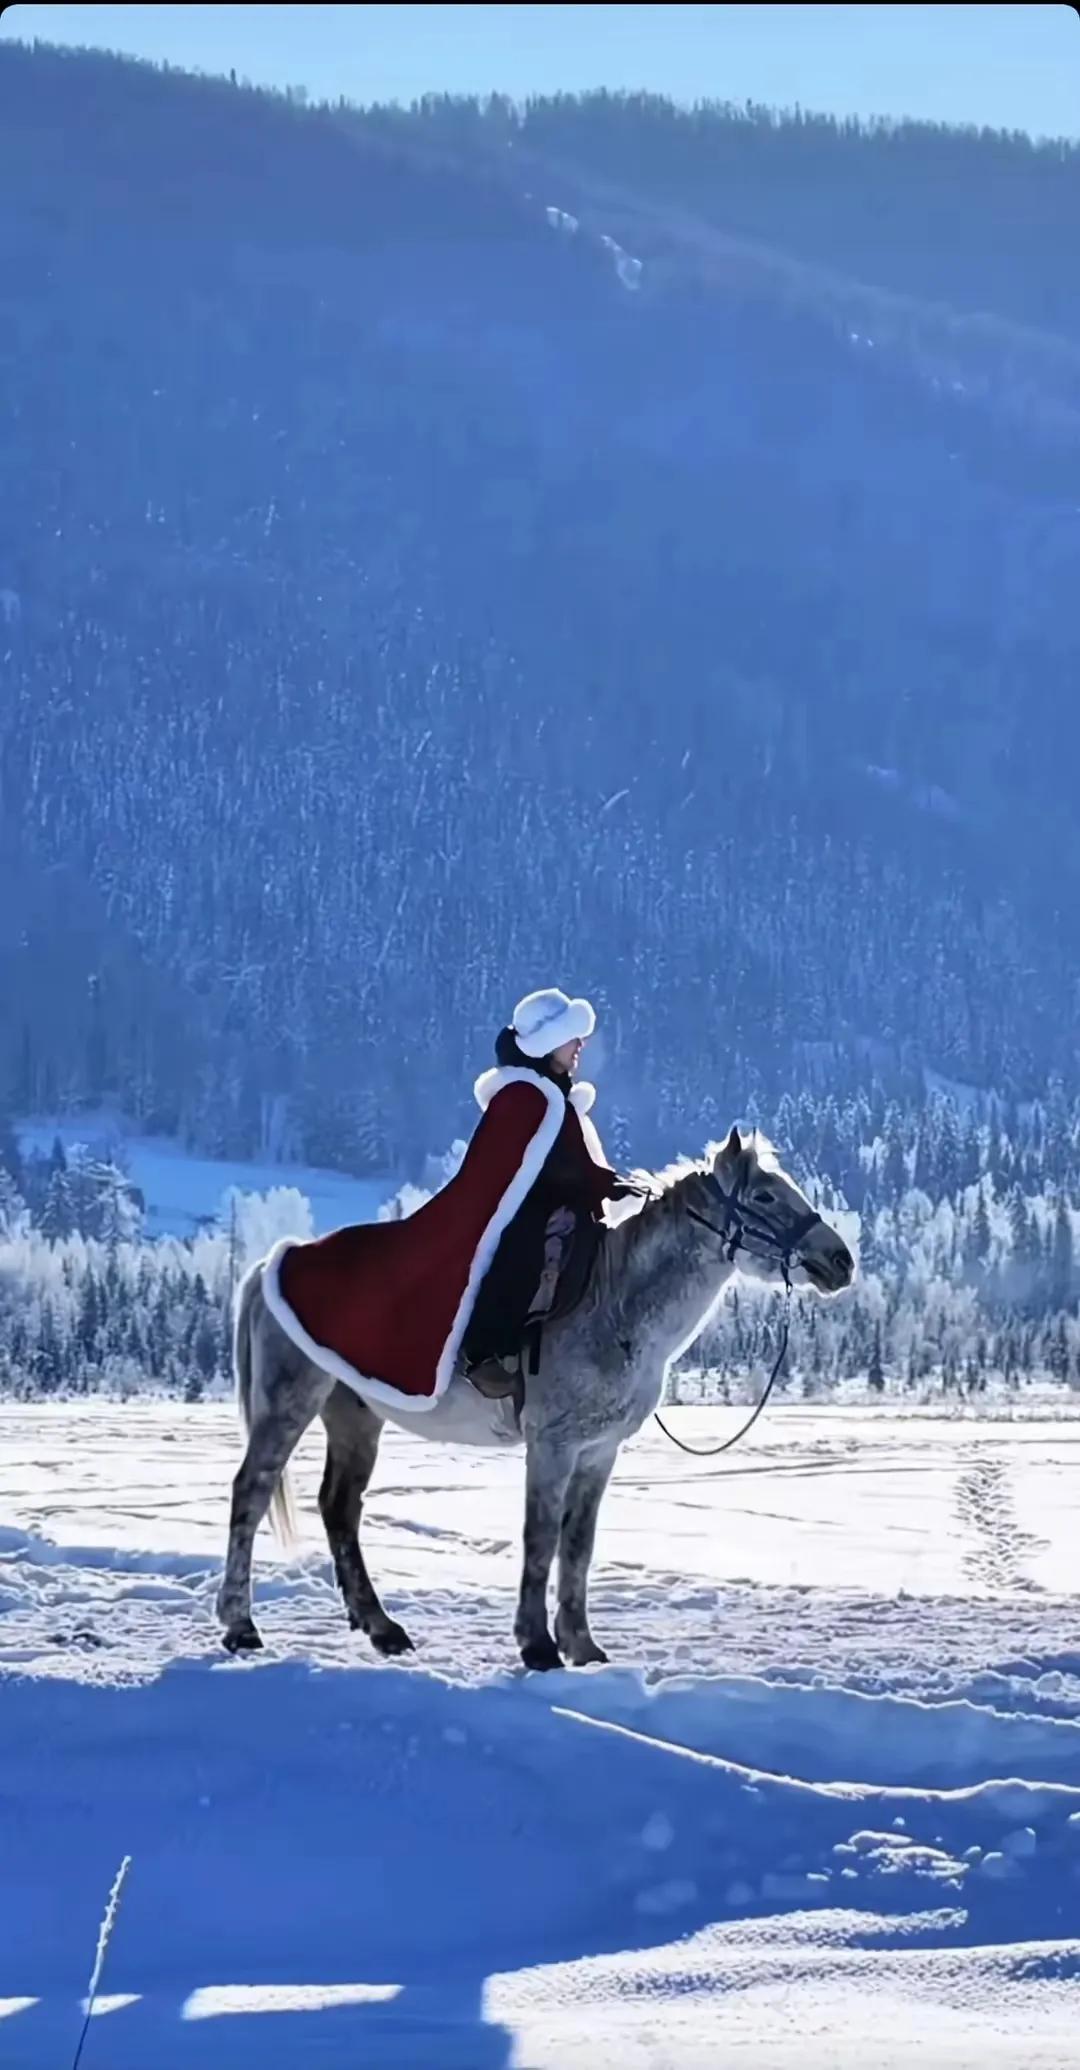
xmin=595 ymin=1171 xmax=652 ymax=1210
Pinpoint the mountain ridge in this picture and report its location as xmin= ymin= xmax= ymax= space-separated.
xmin=2 ymin=41 xmax=1078 ymax=1168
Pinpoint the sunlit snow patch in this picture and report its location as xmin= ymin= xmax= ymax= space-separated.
xmin=600 ymin=233 xmax=643 ymax=290
xmin=183 ymin=1982 xmax=401 ymax=2018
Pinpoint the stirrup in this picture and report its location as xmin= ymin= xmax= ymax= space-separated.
xmin=466 ymin=1356 xmax=525 ymax=1432
xmin=466 ymin=1356 xmax=520 ymax=1400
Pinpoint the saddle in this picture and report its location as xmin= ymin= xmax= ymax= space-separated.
xmin=466 ymin=1220 xmax=603 ymax=1423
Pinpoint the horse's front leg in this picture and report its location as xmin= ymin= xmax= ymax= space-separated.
xmin=515 ymin=1435 xmax=577 ymax=1671
xmin=554 ymin=1442 xmax=618 ymax=1666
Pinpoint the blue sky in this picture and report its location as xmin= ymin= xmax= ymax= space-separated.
xmin=3 ymin=2 xmax=1078 ymax=139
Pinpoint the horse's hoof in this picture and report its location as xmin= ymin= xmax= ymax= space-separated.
xmin=371 ymin=1621 xmax=415 ymax=1658
xmin=520 ymin=1634 xmax=563 ymax=1673
xmin=569 ymin=1642 xmax=609 ymax=1667
xmin=555 ymin=1615 xmax=609 ymax=1667
xmin=222 ymin=1619 xmax=263 ymax=1655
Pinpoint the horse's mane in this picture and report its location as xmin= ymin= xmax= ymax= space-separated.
xmin=594 ymin=1129 xmax=788 ymax=1316
xmin=627 ymin=1127 xmax=782 ymax=1199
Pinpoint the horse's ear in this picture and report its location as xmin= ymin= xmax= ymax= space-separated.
xmin=713 ymin=1124 xmax=742 ymax=1171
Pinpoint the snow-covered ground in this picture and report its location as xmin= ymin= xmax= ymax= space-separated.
xmin=15 ymin=1116 xmax=391 ymax=1237
xmin=3 ymin=1402 xmax=1080 ymax=2066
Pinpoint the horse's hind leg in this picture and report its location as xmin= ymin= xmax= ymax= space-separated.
xmin=217 ymin=1364 xmax=327 ymax=1654
xmin=319 ymin=1384 xmax=414 ymax=1657
xmin=554 ymin=1443 xmax=617 ymax=1667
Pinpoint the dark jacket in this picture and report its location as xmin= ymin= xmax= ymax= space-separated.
xmin=464 ymin=1038 xmax=624 ymax=1362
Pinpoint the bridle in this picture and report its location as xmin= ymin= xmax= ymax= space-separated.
xmin=685 ymin=1169 xmax=823 ymax=1279
xmin=653 ymin=1167 xmax=823 ymax=1459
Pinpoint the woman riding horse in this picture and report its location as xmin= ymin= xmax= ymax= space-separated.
xmin=265 ymin=987 xmax=636 ymax=1408
xmin=464 ymin=989 xmax=638 ymax=1368
xmin=224 ymin=1008 xmax=856 ymax=1664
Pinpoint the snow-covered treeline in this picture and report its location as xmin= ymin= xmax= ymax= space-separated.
xmin=690 ymin=1181 xmax=1080 ymax=1403
xmin=689 ymin=1080 xmax=1080 ymax=1400
xmin=0 ymin=1136 xmax=314 ymax=1401
xmin=2 ymin=1088 xmax=1078 ymax=1401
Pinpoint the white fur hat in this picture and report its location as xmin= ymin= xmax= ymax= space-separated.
xmin=512 ymin=988 xmax=596 ymax=1060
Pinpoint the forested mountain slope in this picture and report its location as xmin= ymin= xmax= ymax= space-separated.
xmin=2 ymin=42 xmax=1079 ymax=1170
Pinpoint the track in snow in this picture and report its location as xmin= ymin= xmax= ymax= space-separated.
xmin=954 ymin=1446 xmax=1050 ymax=1594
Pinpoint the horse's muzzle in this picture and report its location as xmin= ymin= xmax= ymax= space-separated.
xmin=800 ymin=1240 xmax=855 ymax=1294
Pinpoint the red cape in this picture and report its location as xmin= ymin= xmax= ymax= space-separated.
xmin=261 ymin=1068 xmax=608 ymax=1410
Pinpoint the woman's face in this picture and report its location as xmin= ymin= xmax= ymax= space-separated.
xmin=549 ymin=1037 xmax=584 ymax=1076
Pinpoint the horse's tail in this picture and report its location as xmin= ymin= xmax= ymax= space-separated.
xmin=233 ymin=1258 xmax=298 ymax=1550
xmin=232 ymin=1258 xmax=260 ymax=1436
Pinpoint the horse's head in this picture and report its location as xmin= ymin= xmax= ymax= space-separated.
xmin=694 ymin=1126 xmax=854 ymax=1296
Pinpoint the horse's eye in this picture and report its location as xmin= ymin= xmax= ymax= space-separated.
xmin=755 ymin=1185 xmax=776 ymax=1205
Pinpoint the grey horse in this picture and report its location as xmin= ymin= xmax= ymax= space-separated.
xmin=217 ymin=1126 xmax=854 ymax=1670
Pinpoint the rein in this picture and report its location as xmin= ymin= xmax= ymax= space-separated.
xmin=652 ymin=1180 xmax=820 ymax=1461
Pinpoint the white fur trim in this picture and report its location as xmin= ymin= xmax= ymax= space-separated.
xmin=261 ymin=1073 xmax=566 ymax=1414
xmin=477 ymin=1067 xmax=609 ymax=1165
xmin=476 ymin=1067 xmax=597 ymax=1115
xmin=577 ymin=1108 xmax=610 ymax=1170
xmin=474 ymin=1063 xmax=547 ymax=1111
xmin=569 ymin=1083 xmax=615 ymax=1202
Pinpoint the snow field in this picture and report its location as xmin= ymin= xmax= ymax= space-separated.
xmin=2 ymin=1402 xmax=1079 ymax=2065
